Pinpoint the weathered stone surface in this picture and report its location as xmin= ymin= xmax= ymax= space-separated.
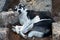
xmin=2 ymin=0 xmax=20 ymax=11
xmin=52 ymin=0 xmax=60 ymax=22
xmin=0 ymin=28 xmax=9 ymax=40
xmin=1 ymin=0 xmax=52 ymax=12
xmin=52 ymin=0 xmax=60 ymax=17
xmin=53 ymin=17 xmax=60 ymax=22
xmin=0 ymin=0 xmax=6 ymax=11
xmin=20 ymin=0 xmax=52 ymax=11
xmin=53 ymin=22 xmax=60 ymax=40
xmin=0 ymin=10 xmax=19 ymax=26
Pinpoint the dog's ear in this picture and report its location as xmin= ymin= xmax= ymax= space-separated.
xmin=19 ymin=4 xmax=25 ymax=9
xmin=12 ymin=6 xmax=17 ymax=11
xmin=19 ymin=4 xmax=22 ymax=9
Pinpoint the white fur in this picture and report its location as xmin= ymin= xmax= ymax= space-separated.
xmin=28 ymin=31 xmax=44 ymax=37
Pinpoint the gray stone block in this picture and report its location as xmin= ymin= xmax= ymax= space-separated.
xmin=0 ymin=28 xmax=9 ymax=40
xmin=0 ymin=11 xmax=19 ymax=26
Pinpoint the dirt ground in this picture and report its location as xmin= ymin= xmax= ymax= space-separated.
xmin=8 ymin=30 xmax=52 ymax=40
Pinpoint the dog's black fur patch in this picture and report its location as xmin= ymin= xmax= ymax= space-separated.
xmin=27 ymin=10 xmax=36 ymax=20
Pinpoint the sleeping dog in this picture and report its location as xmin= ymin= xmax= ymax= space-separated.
xmin=12 ymin=4 xmax=54 ymax=39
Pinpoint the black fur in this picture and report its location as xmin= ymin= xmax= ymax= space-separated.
xmin=39 ymin=11 xmax=52 ymax=19
xmin=27 ymin=10 xmax=36 ymax=20
xmin=39 ymin=11 xmax=55 ymax=22
xmin=34 ymin=19 xmax=52 ymax=37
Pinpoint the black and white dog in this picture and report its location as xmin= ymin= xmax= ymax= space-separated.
xmin=12 ymin=4 xmax=54 ymax=39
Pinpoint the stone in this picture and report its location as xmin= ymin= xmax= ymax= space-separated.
xmin=0 ymin=10 xmax=19 ymax=26
xmin=0 ymin=28 xmax=9 ymax=40
xmin=2 ymin=0 xmax=20 ymax=11
xmin=53 ymin=16 xmax=60 ymax=22
xmin=0 ymin=0 xmax=6 ymax=11
xmin=20 ymin=0 xmax=52 ymax=12
xmin=53 ymin=22 xmax=60 ymax=40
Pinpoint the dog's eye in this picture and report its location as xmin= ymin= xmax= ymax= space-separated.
xmin=13 ymin=8 xmax=17 ymax=11
xmin=18 ymin=10 xmax=21 ymax=14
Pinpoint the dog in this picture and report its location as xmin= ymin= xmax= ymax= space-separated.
xmin=12 ymin=4 xmax=54 ymax=39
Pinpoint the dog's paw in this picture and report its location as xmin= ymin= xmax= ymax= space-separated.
xmin=12 ymin=26 xmax=16 ymax=32
xmin=23 ymin=35 xmax=28 ymax=39
xmin=12 ymin=25 xmax=22 ymax=34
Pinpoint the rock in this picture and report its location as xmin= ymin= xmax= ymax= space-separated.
xmin=20 ymin=0 xmax=52 ymax=11
xmin=52 ymin=0 xmax=60 ymax=17
xmin=53 ymin=22 xmax=60 ymax=40
xmin=0 ymin=28 xmax=9 ymax=40
xmin=2 ymin=0 xmax=20 ymax=11
xmin=0 ymin=0 xmax=52 ymax=12
xmin=0 ymin=10 xmax=19 ymax=26
xmin=53 ymin=16 xmax=60 ymax=22
xmin=52 ymin=0 xmax=60 ymax=22
xmin=0 ymin=0 xmax=6 ymax=11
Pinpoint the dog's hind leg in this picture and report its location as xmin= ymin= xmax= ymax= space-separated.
xmin=28 ymin=31 xmax=44 ymax=38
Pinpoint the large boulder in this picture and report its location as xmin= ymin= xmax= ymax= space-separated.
xmin=0 ymin=10 xmax=19 ymax=26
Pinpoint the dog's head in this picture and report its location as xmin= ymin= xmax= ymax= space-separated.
xmin=13 ymin=4 xmax=27 ymax=14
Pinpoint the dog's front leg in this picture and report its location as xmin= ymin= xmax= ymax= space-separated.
xmin=20 ymin=20 xmax=32 ymax=33
xmin=25 ymin=23 xmax=33 ymax=32
xmin=12 ymin=25 xmax=27 ymax=39
xmin=19 ymin=20 xmax=32 ymax=39
xmin=12 ymin=25 xmax=22 ymax=34
xmin=19 ymin=24 xmax=34 ymax=39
